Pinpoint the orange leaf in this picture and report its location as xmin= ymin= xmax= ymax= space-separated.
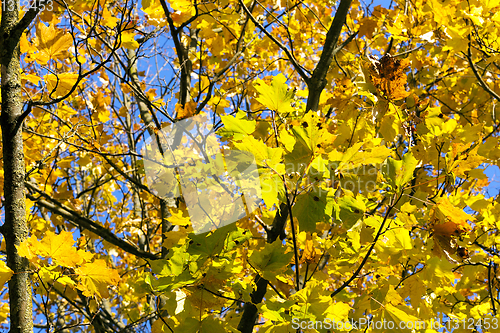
xmin=432 ymin=221 xmax=460 ymax=238
xmin=175 ymin=101 xmax=197 ymax=120
xmin=369 ymin=54 xmax=411 ymax=100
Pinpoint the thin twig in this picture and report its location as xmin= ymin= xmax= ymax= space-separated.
xmin=331 ymin=192 xmax=402 ymax=297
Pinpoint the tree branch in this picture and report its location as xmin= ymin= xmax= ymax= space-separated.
xmin=466 ymin=41 xmax=500 ymax=102
xmin=238 ymin=0 xmax=310 ymax=84
xmin=9 ymin=0 xmax=49 ymax=43
xmin=305 ymin=0 xmax=353 ymax=112
xmin=25 ymin=181 xmax=159 ymax=260
xmin=331 ymin=193 xmax=402 ymax=297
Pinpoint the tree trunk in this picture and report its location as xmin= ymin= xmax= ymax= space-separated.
xmin=1 ymin=2 xmax=33 ymax=332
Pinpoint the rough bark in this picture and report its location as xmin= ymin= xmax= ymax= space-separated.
xmin=1 ymin=2 xmax=33 ymax=333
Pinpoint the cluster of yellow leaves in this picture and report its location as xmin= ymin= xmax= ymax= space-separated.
xmin=16 ymin=230 xmax=120 ymax=298
xmin=169 ymin=0 xmax=195 ymax=25
xmin=142 ymin=0 xmax=167 ymax=25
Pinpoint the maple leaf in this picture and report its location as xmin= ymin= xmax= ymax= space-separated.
xmin=368 ymin=54 xmax=411 ymax=100
xmin=0 ymin=258 xmax=13 ymax=287
xmin=76 ymin=259 xmax=120 ymax=298
xmin=430 ymin=197 xmax=474 ymax=263
xmin=431 ymin=197 xmax=473 ymax=236
xmin=35 ymin=22 xmax=73 ymax=64
xmin=7 ymin=0 xmax=500 ymax=329
xmin=175 ymin=101 xmax=197 ymax=120
xmin=169 ymin=0 xmax=195 ymax=25
xmin=44 ymin=73 xmax=81 ymax=98
xmin=293 ymin=187 xmax=334 ymax=232
xmin=121 ymin=31 xmax=139 ymax=49
xmin=38 ymin=230 xmax=83 ymax=267
xmin=17 ymin=231 xmax=85 ymax=267
xmin=254 ymin=74 xmax=295 ymax=113
xmin=218 ymin=113 xmax=256 ymax=140
xmin=142 ymin=0 xmax=166 ymax=25
xmin=249 ymin=241 xmax=293 ymax=281
xmin=17 ymin=235 xmax=39 ymax=262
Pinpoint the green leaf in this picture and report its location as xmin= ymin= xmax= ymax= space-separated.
xmin=225 ymin=227 xmax=252 ymax=251
xmin=218 ymin=113 xmax=256 ymax=140
xmin=187 ymin=223 xmax=236 ymax=257
xmin=151 ymin=247 xmax=189 ymax=277
xmin=383 ymin=152 xmax=419 ymax=190
xmin=156 ymin=270 xmax=197 ymax=291
xmin=293 ymin=188 xmax=334 ymax=232
xmin=337 ymin=195 xmax=366 ymax=228
xmin=249 ymin=241 xmax=293 ymax=281
xmin=254 ymin=74 xmax=295 ymax=113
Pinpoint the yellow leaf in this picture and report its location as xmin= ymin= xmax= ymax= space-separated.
xmin=0 ymin=303 xmax=8 ymax=324
xmin=142 ymin=0 xmax=166 ymax=25
xmin=168 ymin=207 xmax=191 ymax=226
xmin=385 ymin=303 xmax=420 ymax=323
xmin=96 ymin=108 xmax=110 ymax=123
xmin=77 ymin=249 xmax=94 ymax=263
xmin=432 ymin=197 xmax=473 ymax=236
xmin=325 ymin=301 xmax=351 ymax=322
xmin=0 ymin=258 xmax=13 ymax=287
xmin=358 ymin=17 xmax=378 ymax=38
xmin=44 ymin=73 xmax=81 ymax=98
xmin=76 ymin=259 xmax=120 ymax=298
xmin=17 ymin=235 xmax=40 ymax=261
xmin=121 ymin=31 xmax=139 ymax=49
xmin=102 ymin=7 xmax=119 ymax=28
xmin=58 ymin=156 xmax=75 ymax=169
xmin=21 ymin=73 xmax=41 ymax=85
xmin=38 ymin=230 xmax=83 ymax=267
xmin=254 ymin=74 xmax=295 ymax=114
xmin=169 ymin=0 xmax=195 ymax=24
xmin=170 ymin=0 xmax=193 ymax=12
xmin=77 ymin=154 xmax=93 ymax=167
xmin=38 ymin=266 xmax=76 ymax=287
xmin=35 ymin=22 xmax=73 ymax=63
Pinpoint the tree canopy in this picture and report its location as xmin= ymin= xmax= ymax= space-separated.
xmin=1 ymin=0 xmax=500 ymax=332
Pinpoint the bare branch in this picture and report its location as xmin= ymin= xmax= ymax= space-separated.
xmin=25 ymin=181 xmax=159 ymax=261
